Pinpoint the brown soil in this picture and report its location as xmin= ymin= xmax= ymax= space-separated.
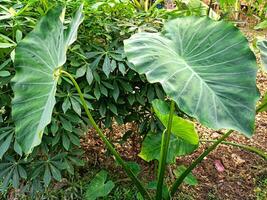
xmin=81 ymin=28 xmax=267 ymax=200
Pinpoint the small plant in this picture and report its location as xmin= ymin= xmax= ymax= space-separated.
xmin=124 ymin=16 xmax=262 ymax=199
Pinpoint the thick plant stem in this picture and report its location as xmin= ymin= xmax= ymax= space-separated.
xmin=201 ymin=140 xmax=267 ymax=160
xmin=169 ymin=130 xmax=233 ymax=198
xmin=61 ymin=70 xmax=151 ymax=200
xmin=156 ymin=100 xmax=175 ymax=200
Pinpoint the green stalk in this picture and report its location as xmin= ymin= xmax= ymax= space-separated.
xmin=61 ymin=70 xmax=151 ymax=200
xmin=234 ymin=0 xmax=239 ymax=21
xmin=144 ymin=0 xmax=149 ymax=12
xmin=169 ymin=130 xmax=233 ymax=198
xmin=169 ymin=104 xmax=263 ymax=198
xmin=200 ymin=140 xmax=267 ymax=160
xmin=257 ymin=101 xmax=267 ymax=112
xmin=132 ymin=0 xmax=143 ymax=10
xmin=156 ymin=100 xmax=175 ymax=200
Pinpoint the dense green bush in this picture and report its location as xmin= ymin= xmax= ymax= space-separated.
xmin=0 ymin=0 xmax=178 ymax=197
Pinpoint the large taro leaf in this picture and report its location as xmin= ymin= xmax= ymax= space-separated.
xmin=12 ymin=5 xmax=84 ymax=154
xmin=124 ymin=17 xmax=260 ymax=137
xmin=257 ymin=39 xmax=267 ymax=72
xmin=139 ymin=131 xmax=197 ymax=163
xmin=152 ymin=99 xmax=198 ymax=145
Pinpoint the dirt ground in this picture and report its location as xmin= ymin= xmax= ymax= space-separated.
xmin=81 ymin=27 xmax=267 ymax=200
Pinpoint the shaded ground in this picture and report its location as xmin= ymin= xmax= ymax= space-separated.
xmin=80 ymin=28 xmax=267 ymax=200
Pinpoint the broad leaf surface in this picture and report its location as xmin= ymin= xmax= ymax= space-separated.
xmin=85 ymin=170 xmax=115 ymax=200
xmin=257 ymin=39 xmax=267 ymax=72
xmin=12 ymin=5 xmax=84 ymax=154
xmin=139 ymin=132 xmax=197 ymax=163
xmin=124 ymin=17 xmax=259 ymax=137
xmin=152 ymin=99 xmax=198 ymax=145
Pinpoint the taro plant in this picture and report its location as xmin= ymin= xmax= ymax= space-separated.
xmin=7 ymin=3 xmax=266 ymax=200
xmin=123 ymin=16 xmax=263 ymax=199
xmin=12 ymin=4 xmax=84 ymax=154
xmin=11 ymin=4 xmax=150 ymax=198
xmin=0 ymin=2 xmax=86 ymax=196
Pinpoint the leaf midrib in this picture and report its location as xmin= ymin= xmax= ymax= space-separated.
xmin=157 ymin=37 xmax=245 ymax=130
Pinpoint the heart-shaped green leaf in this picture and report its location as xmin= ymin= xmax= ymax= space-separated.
xmin=139 ymin=131 xmax=197 ymax=163
xmin=12 ymin=5 xmax=84 ymax=154
xmin=124 ymin=17 xmax=259 ymax=137
xmin=257 ymin=39 xmax=267 ymax=72
xmin=152 ymin=99 xmax=198 ymax=145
